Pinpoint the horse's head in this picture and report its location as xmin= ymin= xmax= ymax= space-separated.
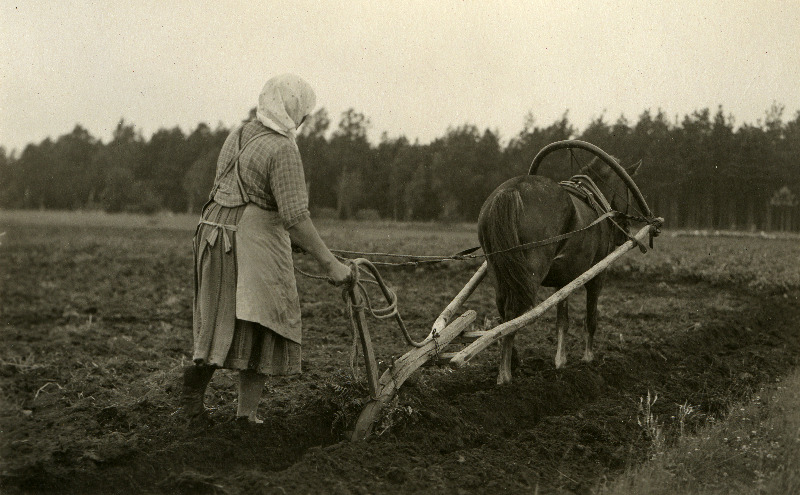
xmin=581 ymin=157 xmax=643 ymax=244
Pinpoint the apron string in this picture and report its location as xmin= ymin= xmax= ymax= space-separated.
xmin=200 ymin=220 xmax=237 ymax=253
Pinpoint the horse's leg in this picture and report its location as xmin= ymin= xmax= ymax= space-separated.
xmin=497 ymin=334 xmax=516 ymax=385
xmin=554 ymin=298 xmax=569 ymax=369
xmin=496 ymin=282 xmax=540 ymax=384
xmin=583 ymin=277 xmax=603 ymax=362
xmin=495 ymin=292 xmax=515 ymax=385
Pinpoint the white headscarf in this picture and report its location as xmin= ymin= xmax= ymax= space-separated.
xmin=256 ymin=74 xmax=316 ymax=141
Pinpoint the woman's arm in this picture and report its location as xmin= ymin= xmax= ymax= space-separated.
xmin=262 ymin=140 xmax=350 ymax=284
xmin=288 ymin=217 xmax=351 ymax=283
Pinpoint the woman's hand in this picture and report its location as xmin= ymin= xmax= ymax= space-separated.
xmin=287 ymin=217 xmax=352 ymax=286
xmin=326 ymin=260 xmax=352 ymax=286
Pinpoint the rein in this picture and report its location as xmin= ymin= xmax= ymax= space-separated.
xmin=314 ymin=176 xmax=639 ymax=267
xmin=294 ymin=178 xmax=645 ymax=271
xmin=296 ymin=170 xmax=662 ymax=275
xmin=311 ymin=210 xmax=617 ymax=269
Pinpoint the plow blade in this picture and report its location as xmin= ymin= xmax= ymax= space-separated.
xmin=351 ymin=310 xmax=477 ymax=441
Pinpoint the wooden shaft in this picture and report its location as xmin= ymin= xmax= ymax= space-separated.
xmin=449 ymin=224 xmax=656 ymax=369
xmin=430 ymin=261 xmax=488 ymax=336
xmin=350 ymin=310 xmax=476 ymax=441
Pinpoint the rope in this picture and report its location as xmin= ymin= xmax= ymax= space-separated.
xmin=294 ymin=170 xmax=661 ymax=270
xmin=331 ymin=247 xmax=479 ymax=260
xmin=317 ymin=174 xmax=660 ymax=267
xmin=351 ymin=260 xmax=425 ymax=347
xmin=294 ymin=210 xmax=661 ymax=274
xmin=329 ymin=247 xmax=481 ymax=267
xmin=321 ymin=210 xmax=618 ymax=267
xmin=345 ymin=272 xmax=400 ymax=322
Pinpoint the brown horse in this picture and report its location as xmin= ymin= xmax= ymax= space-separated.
xmin=478 ymin=158 xmax=641 ymax=384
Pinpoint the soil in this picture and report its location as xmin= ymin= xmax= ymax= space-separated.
xmin=2 ymin=223 xmax=799 ymax=494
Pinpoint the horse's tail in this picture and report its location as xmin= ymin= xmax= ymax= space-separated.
xmin=479 ymin=187 xmax=536 ymax=319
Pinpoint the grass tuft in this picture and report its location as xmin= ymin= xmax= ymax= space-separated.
xmin=637 ymin=390 xmax=664 ymax=456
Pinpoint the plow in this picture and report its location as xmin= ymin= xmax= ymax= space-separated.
xmin=327 ymin=140 xmax=664 ymax=441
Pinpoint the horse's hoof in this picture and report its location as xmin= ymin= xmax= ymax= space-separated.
xmin=496 ymin=373 xmax=513 ymax=385
xmin=554 ymin=354 xmax=567 ymax=369
xmin=235 ymin=415 xmax=264 ymax=425
xmin=581 ymin=350 xmax=595 ymax=363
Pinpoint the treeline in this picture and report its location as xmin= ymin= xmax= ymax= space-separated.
xmin=1 ymin=105 xmax=798 ymax=231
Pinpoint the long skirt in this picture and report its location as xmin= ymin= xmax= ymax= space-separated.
xmin=192 ymin=202 xmax=301 ymax=375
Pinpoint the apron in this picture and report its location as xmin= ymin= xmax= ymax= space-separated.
xmin=235 ymin=204 xmax=302 ymax=343
xmin=199 ymin=126 xmax=303 ymax=345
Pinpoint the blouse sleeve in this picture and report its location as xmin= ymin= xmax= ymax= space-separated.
xmin=268 ymin=142 xmax=311 ymax=229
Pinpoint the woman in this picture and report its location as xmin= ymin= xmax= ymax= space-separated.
xmin=181 ymin=74 xmax=351 ymax=424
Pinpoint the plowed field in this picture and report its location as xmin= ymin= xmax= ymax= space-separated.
xmin=2 ymin=216 xmax=799 ymax=494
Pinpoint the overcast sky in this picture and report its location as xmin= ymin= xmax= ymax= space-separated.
xmin=1 ymin=0 xmax=799 ymax=153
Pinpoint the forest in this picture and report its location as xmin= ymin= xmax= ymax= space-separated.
xmin=1 ymin=104 xmax=798 ymax=231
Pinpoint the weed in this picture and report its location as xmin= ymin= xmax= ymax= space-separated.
xmin=676 ymin=400 xmax=695 ymax=437
xmin=33 ymin=381 xmax=64 ymax=400
xmin=0 ymin=353 xmax=48 ymax=373
xmin=637 ymin=390 xmax=664 ymax=456
xmin=375 ymin=396 xmax=417 ymax=437
xmin=323 ymin=371 xmax=368 ymax=431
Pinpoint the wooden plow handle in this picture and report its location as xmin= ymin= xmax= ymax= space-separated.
xmin=528 ymin=140 xmax=653 ymax=219
xmin=346 ymin=264 xmax=382 ymax=399
xmin=343 ymin=257 xmax=420 ymax=400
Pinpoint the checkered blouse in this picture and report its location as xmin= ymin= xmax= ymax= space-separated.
xmin=212 ymin=120 xmax=310 ymax=229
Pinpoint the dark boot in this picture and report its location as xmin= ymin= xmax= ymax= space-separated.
xmin=180 ymin=365 xmax=215 ymax=421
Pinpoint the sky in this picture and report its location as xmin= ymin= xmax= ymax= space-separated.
xmin=1 ymin=0 xmax=799 ymax=153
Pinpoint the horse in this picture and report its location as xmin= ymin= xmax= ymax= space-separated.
xmin=478 ymin=157 xmax=641 ymax=384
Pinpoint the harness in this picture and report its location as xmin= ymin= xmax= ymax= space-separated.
xmin=557 ymin=174 xmax=647 ymax=253
xmin=559 ymin=174 xmax=613 ymax=218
